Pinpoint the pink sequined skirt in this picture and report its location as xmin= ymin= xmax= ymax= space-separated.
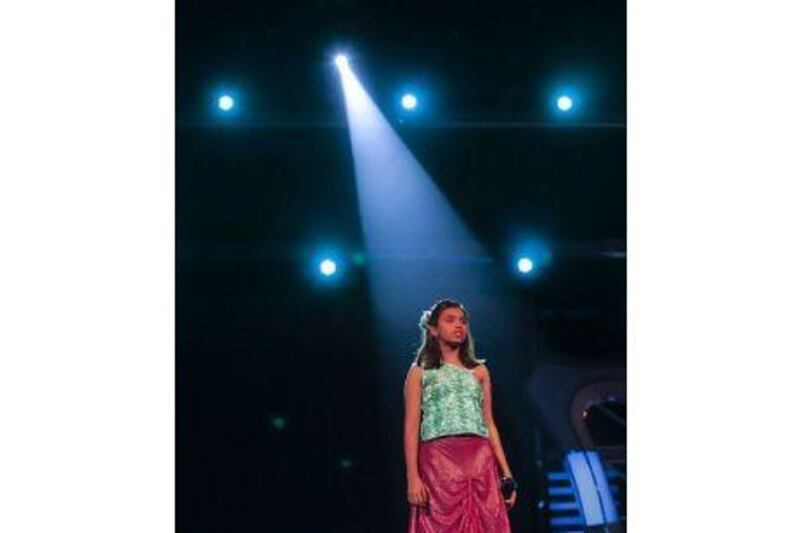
xmin=408 ymin=434 xmax=511 ymax=533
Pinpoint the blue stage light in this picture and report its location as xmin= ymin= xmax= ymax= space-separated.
xmin=557 ymin=95 xmax=573 ymax=112
xmin=319 ymin=259 xmax=338 ymax=277
xmin=511 ymin=238 xmax=552 ymax=280
xmin=308 ymin=249 xmax=347 ymax=286
xmin=401 ymin=93 xmax=418 ymax=110
xmin=218 ymin=94 xmax=235 ymax=111
xmin=517 ymin=257 xmax=535 ymax=274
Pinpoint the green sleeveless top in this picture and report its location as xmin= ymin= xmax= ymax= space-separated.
xmin=420 ymin=362 xmax=489 ymax=441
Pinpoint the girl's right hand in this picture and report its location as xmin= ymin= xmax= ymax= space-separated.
xmin=407 ymin=476 xmax=429 ymax=506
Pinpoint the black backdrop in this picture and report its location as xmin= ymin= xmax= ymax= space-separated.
xmin=177 ymin=1 xmax=625 ymax=531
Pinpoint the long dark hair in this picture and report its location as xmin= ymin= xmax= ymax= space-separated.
xmin=413 ymin=299 xmax=484 ymax=370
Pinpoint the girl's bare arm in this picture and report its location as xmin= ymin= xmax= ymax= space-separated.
xmin=477 ymin=365 xmax=513 ymax=478
xmin=403 ymin=365 xmax=424 ymax=481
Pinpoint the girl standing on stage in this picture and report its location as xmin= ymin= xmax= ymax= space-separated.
xmin=405 ymin=299 xmax=516 ymax=532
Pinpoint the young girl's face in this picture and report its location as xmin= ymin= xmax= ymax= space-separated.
xmin=431 ymin=307 xmax=469 ymax=345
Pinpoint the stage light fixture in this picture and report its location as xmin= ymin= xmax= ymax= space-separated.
xmin=517 ymin=257 xmax=535 ymax=274
xmin=218 ymin=94 xmax=235 ymax=111
xmin=401 ymin=93 xmax=418 ymax=110
xmin=334 ymin=54 xmax=349 ymax=69
xmin=557 ymin=95 xmax=573 ymax=112
xmin=319 ymin=259 xmax=338 ymax=277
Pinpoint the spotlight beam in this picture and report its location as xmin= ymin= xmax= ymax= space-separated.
xmin=337 ymin=63 xmax=492 ymax=332
xmin=336 ymin=61 xmax=526 ymax=398
xmin=336 ymin=62 xmax=533 ymax=523
xmin=336 ymin=61 xmax=534 ymax=525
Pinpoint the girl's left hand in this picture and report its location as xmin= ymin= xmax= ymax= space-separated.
xmin=504 ymin=490 xmax=517 ymax=509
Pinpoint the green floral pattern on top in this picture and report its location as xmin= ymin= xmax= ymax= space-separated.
xmin=420 ymin=362 xmax=489 ymax=441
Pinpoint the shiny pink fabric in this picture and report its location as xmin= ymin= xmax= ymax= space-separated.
xmin=408 ymin=435 xmax=511 ymax=533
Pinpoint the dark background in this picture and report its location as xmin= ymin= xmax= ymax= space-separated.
xmin=177 ymin=1 xmax=625 ymax=531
